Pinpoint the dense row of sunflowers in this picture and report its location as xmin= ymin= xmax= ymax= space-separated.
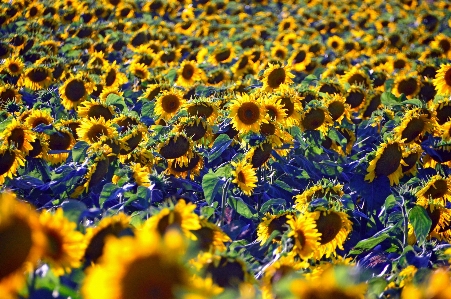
xmin=2 ymin=0 xmax=451 ymax=298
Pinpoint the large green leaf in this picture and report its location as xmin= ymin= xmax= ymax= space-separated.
xmin=202 ymin=171 xmax=225 ymax=204
xmin=349 ymin=234 xmax=390 ymax=255
xmin=408 ymin=205 xmax=432 ymax=245
xmin=106 ymin=93 xmax=127 ymax=111
xmin=208 ymin=134 xmax=232 ymax=163
xmin=228 ymin=197 xmax=257 ymax=219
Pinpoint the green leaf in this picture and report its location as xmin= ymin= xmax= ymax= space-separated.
xmin=71 ymin=141 xmax=89 ymax=163
xmin=99 ymin=183 xmax=120 ymax=208
xmin=260 ymin=198 xmax=286 ymax=214
xmin=408 ymin=205 xmax=432 ymax=245
xmin=106 ymin=93 xmax=127 ymax=111
xmin=381 ymin=92 xmax=401 ymax=107
xmin=202 ymin=171 xmax=225 ymax=204
xmin=228 ymin=197 xmax=256 ymax=219
xmin=130 ymin=211 xmax=144 ymax=228
xmin=208 ymin=134 xmax=232 ymax=163
xmin=367 ymin=277 xmax=388 ymax=298
xmin=402 ymin=98 xmax=423 ymax=107
xmin=384 ymin=78 xmax=394 ymax=91
xmin=141 ymin=100 xmax=154 ymax=117
xmin=61 ymin=200 xmax=87 ymax=223
xmin=201 ymin=205 xmax=216 ymax=219
xmin=0 ymin=118 xmax=12 ymax=132
xmin=165 ymin=69 xmax=177 ymax=83
xmin=384 ymin=194 xmax=398 ymax=211
xmin=349 ymin=234 xmax=390 ymax=255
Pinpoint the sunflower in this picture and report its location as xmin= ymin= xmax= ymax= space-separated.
xmin=229 ymin=93 xmax=266 ymax=134
xmin=261 ymin=63 xmax=295 ymax=91
xmin=360 ymin=91 xmax=382 ymax=119
xmin=299 ymin=106 xmax=333 ymax=135
xmin=340 ymin=67 xmax=372 ymax=89
xmin=139 ymin=84 xmax=163 ymax=101
xmin=433 ymin=64 xmax=451 ymax=96
xmin=289 ymin=266 xmax=367 ymax=299
xmin=365 ymin=139 xmax=406 ymax=186
xmin=158 ymin=133 xmax=193 ymax=165
xmin=393 ymin=108 xmax=435 ymax=143
xmin=432 ymin=99 xmax=451 ymax=125
xmin=288 ymin=44 xmax=313 ymax=72
xmin=176 ymin=60 xmax=204 ymax=88
xmin=275 ymin=89 xmax=303 ymax=127
xmin=82 ymin=229 xmax=194 ymax=299
xmin=77 ymin=99 xmax=115 ymax=121
xmin=0 ymin=191 xmax=45 ymax=298
xmin=294 ymin=181 xmax=344 ymax=211
xmin=39 ymin=209 xmax=86 ymax=276
xmin=192 ymin=218 xmax=231 ymax=252
xmin=201 ymin=253 xmax=253 ymax=289
xmin=129 ymin=62 xmax=149 ymax=80
xmin=144 ymin=199 xmax=201 ymax=240
xmin=311 ymin=209 xmax=353 ymax=259
xmin=325 ymin=93 xmax=351 ymax=124
xmin=2 ymin=117 xmax=36 ymax=154
xmin=98 ymin=85 xmax=124 ymax=103
xmin=231 ymin=52 xmax=257 ymax=79
xmin=392 ymin=73 xmax=420 ymax=99
xmin=271 ymin=42 xmax=289 ymax=61
xmin=154 ymin=89 xmax=186 ymax=121
xmin=327 ymin=35 xmax=345 ymax=52
xmin=209 ymin=43 xmax=235 ymax=65
xmin=1 ymin=56 xmax=24 ymax=77
xmin=84 ymin=213 xmax=132 ymax=264
xmin=0 ymin=146 xmax=25 ymax=185
xmin=103 ymin=61 xmax=128 ymax=88
xmin=77 ymin=117 xmax=118 ymax=145
xmin=259 ymin=93 xmax=288 ymax=123
xmin=257 ymin=212 xmax=293 ymax=245
xmin=261 ymin=255 xmax=308 ymax=299
xmin=118 ymin=124 xmax=147 ymax=155
xmin=206 ymin=68 xmax=230 ymax=87
xmin=185 ymin=97 xmax=219 ymax=124
xmin=87 ymin=51 xmax=107 ymax=70
xmin=416 ymin=175 xmax=451 ymax=207
xmin=431 ymin=33 xmax=451 ymax=59
xmin=157 ymin=48 xmax=182 ymax=66
xmin=59 ymin=73 xmax=96 ymax=110
xmin=286 ymin=212 xmax=321 ymax=259
xmin=22 ymin=106 xmax=53 ymax=127
xmin=0 ymin=84 xmax=21 ymax=105
xmin=231 ymin=159 xmax=258 ymax=196
xmin=18 ymin=65 xmax=53 ymax=91
xmin=46 ymin=127 xmax=76 ymax=164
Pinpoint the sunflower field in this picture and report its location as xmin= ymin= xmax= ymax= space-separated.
xmin=3 ymin=0 xmax=451 ymax=298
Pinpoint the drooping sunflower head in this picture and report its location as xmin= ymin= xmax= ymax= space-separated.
xmin=311 ymin=209 xmax=353 ymax=259
xmin=231 ymin=159 xmax=258 ymax=196
xmin=0 ymin=84 xmax=21 ymax=106
xmin=299 ymin=105 xmax=333 ymax=136
xmin=192 ymin=218 xmax=231 ymax=252
xmin=245 ymin=140 xmax=273 ymax=169
xmin=130 ymin=162 xmax=151 ymax=187
xmin=46 ymin=127 xmax=76 ymax=164
xmin=59 ymin=73 xmax=96 ymax=110
xmin=294 ymin=180 xmax=345 ymax=211
xmin=71 ymin=154 xmax=111 ymax=198
xmin=18 ymin=65 xmax=53 ymax=91
xmin=325 ymin=93 xmax=351 ymax=123
xmin=340 ymin=67 xmax=372 ymax=89
xmin=84 ymin=213 xmax=132 ymax=264
xmin=392 ymin=73 xmax=420 ymax=99
xmin=0 ymin=145 xmax=25 ymax=185
xmin=144 ymin=199 xmax=201 ymax=240
xmin=77 ymin=116 xmax=118 ymax=145
xmin=433 ymin=64 xmax=451 ymax=96
xmin=365 ymin=139 xmax=406 ymax=186
xmin=102 ymin=61 xmax=128 ymax=88
xmin=317 ymin=79 xmax=344 ymax=95
xmin=393 ymin=108 xmax=435 ymax=143
xmin=77 ymin=99 xmax=115 ymax=121
xmin=166 ymin=152 xmax=204 ymax=179
xmin=261 ymin=63 xmax=295 ymax=91
xmin=154 ymin=89 xmax=186 ymax=121
xmin=185 ymin=97 xmax=219 ymax=123
xmin=416 ymin=175 xmax=451 ymax=207
xmin=229 ymin=93 xmax=265 ymax=134
xmin=201 ymin=253 xmax=253 ymax=289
